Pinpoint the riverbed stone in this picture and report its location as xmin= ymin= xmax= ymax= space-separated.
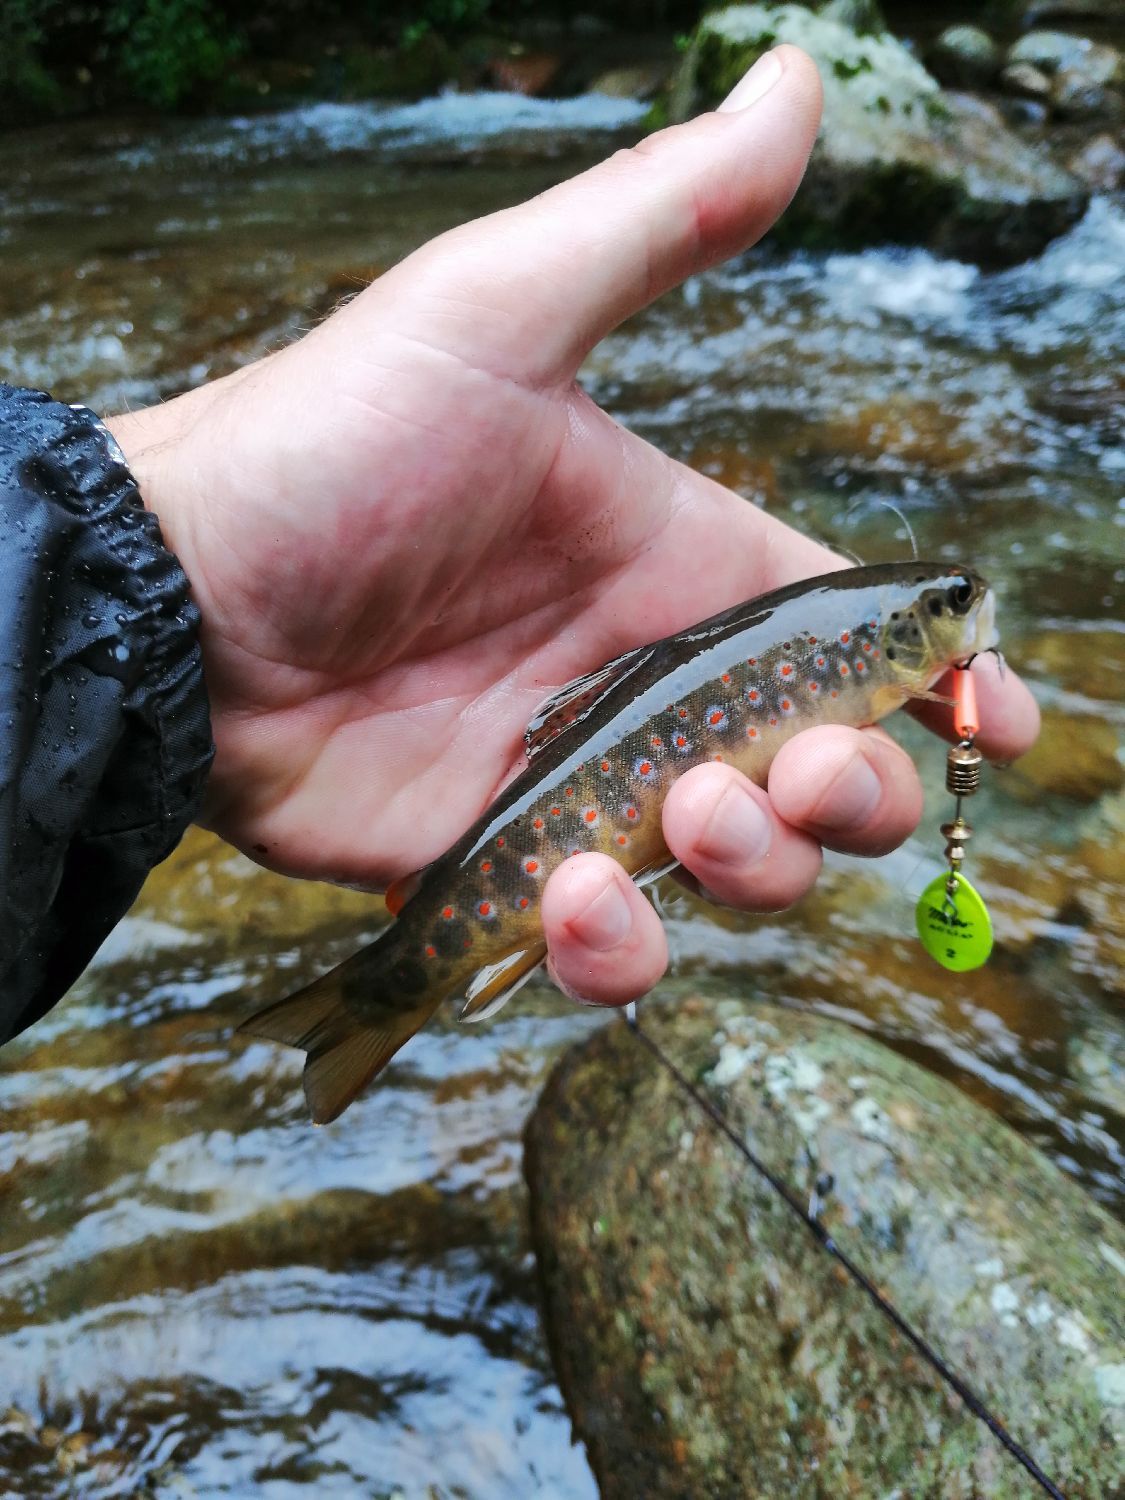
xmin=928 ymin=25 xmax=1002 ymax=90
xmin=1063 ymin=133 xmax=1125 ymax=191
xmin=674 ymin=5 xmax=1088 ymax=265
xmin=1000 ymin=59 xmax=1054 ymax=101
xmin=1004 ymin=706 xmax=1124 ymax=805
xmin=525 ymin=997 xmax=1125 ymax=1497
xmin=1007 ymin=29 xmax=1122 ymax=82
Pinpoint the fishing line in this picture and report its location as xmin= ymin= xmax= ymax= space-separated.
xmin=623 ymin=1008 xmax=1068 ymax=1500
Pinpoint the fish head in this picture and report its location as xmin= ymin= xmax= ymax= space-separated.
xmin=880 ymin=566 xmax=997 ymax=686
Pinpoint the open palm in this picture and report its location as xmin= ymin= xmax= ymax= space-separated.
xmin=109 ymin=47 xmax=1038 ymax=1004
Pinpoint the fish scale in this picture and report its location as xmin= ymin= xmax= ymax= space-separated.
xmin=241 ymin=561 xmax=999 ymax=1123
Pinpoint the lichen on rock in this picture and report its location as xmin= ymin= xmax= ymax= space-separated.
xmin=671 ymin=3 xmax=1089 ymax=264
xmin=525 ymin=996 xmax=1125 ymax=1496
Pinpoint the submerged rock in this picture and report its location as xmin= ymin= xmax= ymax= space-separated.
xmin=673 ymin=4 xmax=1088 ymax=264
xmin=526 ymin=997 xmax=1125 ymax=1497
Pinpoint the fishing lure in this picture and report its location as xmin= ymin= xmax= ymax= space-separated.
xmin=242 ymin=561 xmax=999 ymax=1122
xmin=915 ymin=663 xmax=994 ymax=971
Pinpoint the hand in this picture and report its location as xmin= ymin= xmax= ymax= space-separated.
xmin=107 ymin=46 xmax=1038 ymax=1008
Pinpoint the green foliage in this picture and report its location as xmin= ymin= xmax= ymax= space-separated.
xmin=106 ymin=0 xmax=240 ymax=107
xmin=0 ymin=0 xmax=66 ymax=112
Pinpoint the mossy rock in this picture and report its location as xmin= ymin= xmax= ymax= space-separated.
xmin=672 ymin=4 xmax=1088 ymax=265
xmin=526 ymin=996 xmax=1125 ymax=1497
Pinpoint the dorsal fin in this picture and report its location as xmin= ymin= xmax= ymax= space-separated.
xmin=525 ymin=646 xmax=654 ymax=759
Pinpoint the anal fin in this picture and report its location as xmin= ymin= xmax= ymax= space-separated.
xmin=459 ymin=944 xmax=547 ymax=1024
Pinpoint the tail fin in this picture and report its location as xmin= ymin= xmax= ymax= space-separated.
xmin=240 ymin=956 xmax=438 ymax=1124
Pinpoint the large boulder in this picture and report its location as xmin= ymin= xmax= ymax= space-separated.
xmin=672 ymin=4 xmax=1089 ymax=264
xmin=526 ymin=997 xmax=1125 ymax=1498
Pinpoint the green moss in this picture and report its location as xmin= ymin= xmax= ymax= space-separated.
xmin=831 ymin=53 xmax=873 ymax=80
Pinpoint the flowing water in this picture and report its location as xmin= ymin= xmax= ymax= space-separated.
xmin=0 ymin=94 xmax=1122 ymax=1497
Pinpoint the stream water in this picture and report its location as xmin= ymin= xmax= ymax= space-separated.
xmin=0 ymin=93 xmax=1122 ymax=1497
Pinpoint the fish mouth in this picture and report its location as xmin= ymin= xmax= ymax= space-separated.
xmin=964 ymin=586 xmax=999 ymax=660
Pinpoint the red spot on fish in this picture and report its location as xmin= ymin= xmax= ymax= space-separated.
xmin=839 ymin=663 xmax=850 ymax=676
xmin=675 ymin=734 xmax=688 ymax=748
xmin=625 ymin=805 xmax=638 ymax=820
xmin=748 ymin=657 xmax=757 ymax=666
xmin=639 ymin=762 xmax=652 ymax=776
xmin=808 ymin=681 xmax=819 ymax=693
xmin=780 ymin=663 xmax=793 ymax=677
xmin=425 ymin=945 xmax=436 ymax=958
xmin=709 ymin=710 xmax=723 ymax=725
xmin=747 ymin=689 xmax=760 ymax=703
xmin=479 ymin=902 xmax=492 ymax=917
xmin=442 ymin=906 xmax=454 ymax=920
xmin=863 ymin=641 xmax=872 ymax=653
xmin=679 ymin=708 xmax=689 ymax=719
xmin=496 ymin=837 xmax=505 ymax=848
xmin=747 ymin=727 xmax=759 ymax=740
xmin=830 ymin=689 xmax=839 ymax=699
xmin=480 ymin=860 xmax=492 ymax=873
xmin=817 ymin=657 xmax=826 ymax=668
xmin=616 ymin=833 xmax=628 ymax=845
xmin=651 ymin=736 xmax=663 ymax=748
xmin=873 ymin=649 xmax=881 ymax=659
xmin=584 ymin=809 xmax=598 ymax=824
xmin=722 ymin=673 xmax=731 ymax=684
xmin=712 ymin=754 xmax=723 ymax=762
xmin=600 ymin=760 xmax=610 ymax=772
xmin=808 ymin=637 xmax=817 ymax=645
xmin=565 ymin=787 xmax=575 ymax=798
xmin=517 ymin=896 xmax=530 ymax=909
xmin=769 ymin=717 xmax=778 ymax=726
xmin=780 ymin=698 xmax=792 ymax=712
xmin=533 ymin=817 xmax=544 ymax=830
xmin=525 ymin=859 xmax=539 ymax=874
xmin=840 ymin=631 xmax=850 ymax=645
xmin=551 ymin=806 xmax=562 ymax=816
xmin=855 ymin=660 xmax=866 ymax=673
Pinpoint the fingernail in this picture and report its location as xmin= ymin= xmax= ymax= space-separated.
xmin=569 ymin=878 xmax=632 ymax=952
xmin=815 ymin=755 xmax=882 ymax=830
xmin=718 ymin=49 xmax=784 ymax=113
xmin=697 ymin=783 xmax=772 ymax=866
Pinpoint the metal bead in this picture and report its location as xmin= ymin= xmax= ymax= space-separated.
xmin=946 ymin=741 xmax=983 ymax=797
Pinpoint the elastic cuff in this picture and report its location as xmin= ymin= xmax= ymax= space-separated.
xmin=0 ymin=383 xmax=214 ymax=1042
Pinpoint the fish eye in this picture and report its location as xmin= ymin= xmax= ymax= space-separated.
xmin=947 ymin=581 xmax=974 ymax=610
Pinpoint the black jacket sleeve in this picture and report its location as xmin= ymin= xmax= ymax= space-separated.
xmin=0 ymin=383 xmax=213 ymax=1045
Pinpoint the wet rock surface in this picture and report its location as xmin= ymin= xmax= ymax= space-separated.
xmin=675 ymin=3 xmax=1089 ymax=264
xmin=928 ymin=25 xmax=1002 ymax=90
xmin=526 ymin=997 xmax=1125 ymax=1498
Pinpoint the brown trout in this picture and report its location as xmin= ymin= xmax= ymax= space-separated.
xmin=242 ymin=562 xmax=997 ymax=1123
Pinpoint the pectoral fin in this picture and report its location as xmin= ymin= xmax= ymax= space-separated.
xmin=869 ymin=683 xmax=956 ymax=721
xmin=904 ymin=687 xmax=956 ymax=707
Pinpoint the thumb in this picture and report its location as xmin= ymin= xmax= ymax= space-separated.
xmin=386 ymin=45 xmax=822 ymax=386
